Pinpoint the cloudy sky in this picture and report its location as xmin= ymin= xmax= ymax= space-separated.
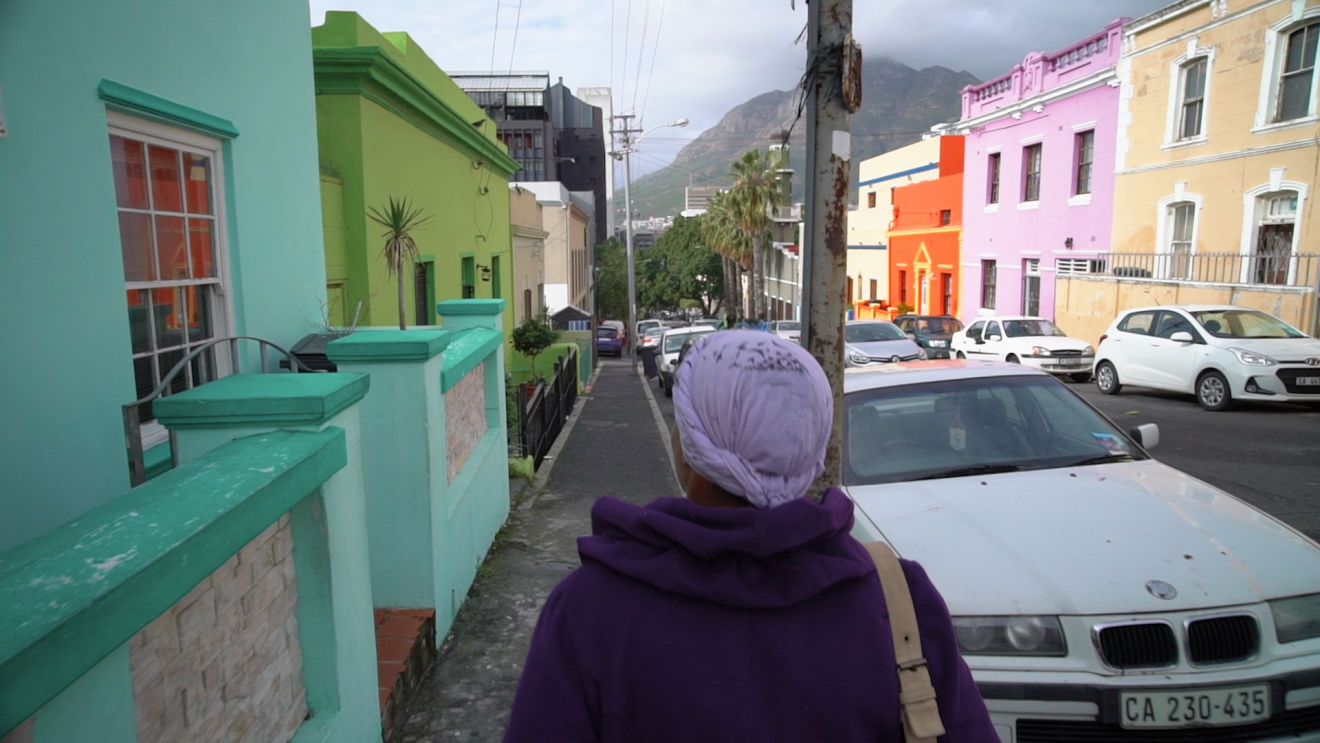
xmin=308 ymin=0 xmax=1172 ymax=175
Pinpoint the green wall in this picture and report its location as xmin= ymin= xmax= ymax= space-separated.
xmin=312 ymin=12 xmax=518 ymax=345
xmin=0 ymin=0 xmax=328 ymax=553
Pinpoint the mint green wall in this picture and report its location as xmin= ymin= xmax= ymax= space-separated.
xmin=312 ymin=13 xmax=517 ymax=337
xmin=0 ymin=0 xmax=328 ymax=553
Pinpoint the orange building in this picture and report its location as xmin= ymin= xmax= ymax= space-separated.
xmin=887 ymin=136 xmax=964 ymax=317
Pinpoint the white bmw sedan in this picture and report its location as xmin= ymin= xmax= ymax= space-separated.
xmin=1093 ymin=304 xmax=1320 ymax=411
xmin=842 ymin=361 xmax=1320 ymax=743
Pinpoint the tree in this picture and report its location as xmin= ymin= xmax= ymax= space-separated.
xmin=367 ymin=196 xmax=432 ymax=330
xmin=593 ymin=237 xmax=629 ymax=321
xmin=511 ymin=316 xmax=560 ymax=380
xmin=727 ymin=149 xmax=784 ymax=321
xmin=639 ymin=215 xmax=724 ymax=316
xmin=702 ymin=191 xmax=750 ymax=323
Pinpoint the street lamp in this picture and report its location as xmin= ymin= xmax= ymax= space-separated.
xmin=615 ymin=116 xmax=688 ymax=370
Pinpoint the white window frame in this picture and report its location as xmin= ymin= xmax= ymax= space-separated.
xmin=1163 ymin=41 xmax=1214 ymax=149
xmin=1238 ymin=178 xmax=1308 ymax=284
xmin=110 ymin=111 xmax=233 ymax=444
xmin=1253 ymin=9 xmax=1320 ymax=132
xmin=1155 ymin=188 xmax=1202 ymax=281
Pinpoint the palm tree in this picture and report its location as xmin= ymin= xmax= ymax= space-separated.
xmin=702 ymin=192 xmax=749 ymax=322
xmin=727 ymin=149 xmax=784 ymax=321
xmin=368 ymin=196 xmax=432 ymax=330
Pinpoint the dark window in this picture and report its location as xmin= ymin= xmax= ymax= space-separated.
xmin=523 ymin=288 xmax=533 ymax=320
xmin=987 ymin=153 xmax=1001 ymax=204
xmin=966 ymin=321 xmax=985 ymax=341
xmin=1023 ymin=144 xmax=1042 ymax=201
xmin=940 ymin=209 xmax=952 ymax=225
xmin=898 ymin=270 xmax=908 ymax=304
xmin=869 ymin=279 xmax=878 ymax=300
xmin=1074 ymin=130 xmax=1094 ymax=195
xmin=413 ymin=262 xmax=432 ymax=325
xmin=1179 ymin=58 xmax=1207 ymax=139
xmin=981 ymin=260 xmax=997 ymax=309
xmin=1277 ymin=22 xmax=1318 ymax=122
xmin=941 ymin=273 xmax=953 ymax=315
xmin=1118 ymin=311 xmax=1158 ymax=335
xmin=867 ymin=191 xmax=877 ymax=208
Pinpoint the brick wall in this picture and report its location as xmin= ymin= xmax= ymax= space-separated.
xmin=130 ymin=514 xmax=306 ymax=742
xmin=445 ymin=364 xmax=489 ymax=482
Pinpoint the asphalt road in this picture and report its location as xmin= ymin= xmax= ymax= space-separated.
xmin=642 ymin=356 xmax=1320 ymax=542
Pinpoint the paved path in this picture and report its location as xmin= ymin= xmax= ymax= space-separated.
xmin=389 ymin=358 xmax=678 ymax=742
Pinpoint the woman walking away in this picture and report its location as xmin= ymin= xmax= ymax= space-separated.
xmin=504 ymin=330 xmax=996 ymax=742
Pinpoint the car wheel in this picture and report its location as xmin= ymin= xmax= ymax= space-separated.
xmin=1095 ymin=361 xmax=1121 ymax=394
xmin=1069 ymin=372 xmax=1092 ymax=383
xmin=1005 ymin=354 xmax=1020 ymax=364
xmin=955 ymin=351 xmax=966 ymax=359
xmin=1196 ymin=370 xmax=1232 ymax=411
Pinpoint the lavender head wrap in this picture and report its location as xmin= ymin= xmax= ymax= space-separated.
xmin=672 ymin=330 xmax=832 ymax=509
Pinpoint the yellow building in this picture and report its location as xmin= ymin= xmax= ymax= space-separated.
xmin=847 ymin=137 xmax=946 ymax=306
xmin=1070 ymin=0 xmax=1320 ymax=340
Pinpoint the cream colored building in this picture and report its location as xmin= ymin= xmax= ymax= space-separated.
xmin=1058 ymin=0 xmax=1319 ymax=342
xmin=513 ymin=182 xmax=593 ymax=317
xmin=847 ymin=137 xmax=945 ymax=305
xmin=509 ymin=185 xmax=548 ymax=324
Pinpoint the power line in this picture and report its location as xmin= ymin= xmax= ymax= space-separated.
xmin=638 ymin=0 xmax=667 ymax=122
xmin=487 ymin=0 xmax=501 ymax=73
xmin=631 ymin=0 xmax=652 ymax=115
xmin=620 ymin=0 xmax=633 ymax=106
xmin=504 ymin=0 xmax=524 ymax=77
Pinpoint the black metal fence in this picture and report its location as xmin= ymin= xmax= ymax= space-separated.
xmin=509 ymin=347 xmax=579 ymax=470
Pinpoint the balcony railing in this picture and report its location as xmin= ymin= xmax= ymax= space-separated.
xmin=1103 ymin=251 xmax=1320 ymax=288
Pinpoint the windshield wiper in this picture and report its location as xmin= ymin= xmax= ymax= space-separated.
xmin=917 ymin=463 xmax=1031 ymax=481
xmin=1065 ymin=452 xmax=1135 ymax=466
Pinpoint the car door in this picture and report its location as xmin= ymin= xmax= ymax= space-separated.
xmin=1142 ymin=310 xmax=1204 ymax=392
xmin=975 ymin=320 xmax=1004 ymax=359
xmin=1107 ymin=310 xmax=1159 ymax=386
xmin=957 ymin=320 xmax=984 ymax=357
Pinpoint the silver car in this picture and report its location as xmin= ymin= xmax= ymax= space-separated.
xmin=845 ymin=320 xmax=927 ymax=366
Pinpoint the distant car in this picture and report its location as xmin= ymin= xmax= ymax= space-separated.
xmin=657 ymin=325 xmax=719 ymax=397
xmin=1093 ymin=304 xmax=1320 ymax=411
xmin=843 ymin=360 xmax=1320 ymax=740
xmin=639 ymin=325 xmax=666 ymax=353
xmin=635 ymin=319 xmax=662 ymax=350
xmin=601 ymin=320 xmax=627 ymax=349
xmin=893 ymin=314 xmax=963 ymax=359
xmin=595 ymin=327 xmax=623 ymax=357
xmin=952 ymin=315 xmax=1093 ymax=382
xmin=769 ymin=320 xmax=801 ymax=342
xmin=691 ymin=317 xmax=723 ymax=329
xmin=844 ymin=320 xmax=926 ymax=366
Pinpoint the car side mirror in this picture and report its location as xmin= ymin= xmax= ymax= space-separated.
xmin=1169 ymin=331 xmax=1194 ymax=343
xmin=1128 ymin=423 xmax=1160 ymax=450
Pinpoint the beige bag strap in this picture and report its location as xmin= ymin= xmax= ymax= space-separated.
xmin=863 ymin=541 xmax=947 ymax=743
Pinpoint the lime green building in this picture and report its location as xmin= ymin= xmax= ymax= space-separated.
xmin=312 ymin=13 xmax=520 ymax=348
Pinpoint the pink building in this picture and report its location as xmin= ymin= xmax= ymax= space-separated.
xmin=956 ymin=19 xmax=1126 ymax=322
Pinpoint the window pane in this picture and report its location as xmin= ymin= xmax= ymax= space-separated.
xmin=152 ymin=287 xmax=186 ymax=350
xmin=148 ymin=145 xmax=184 ymax=213
xmin=127 ymin=289 xmax=153 ymax=354
xmin=119 ymin=212 xmax=156 ymax=282
xmin=111 ymin=136 xmax=150 ymax=209
xmin=188 ymin=218 xmax=215 ymax=278
xmin=155 ymin=216 xmax=188 ymax=279
xmin=1279 ymin=74 xmax=1312 ymax=120
xmin=133 ymin=355 xmax=157 ymax=419
xmin=184 ymin=153 xmax=212 ymax=215
xmin=159 ymin=348 xmax=190 ymax=396
xmin=1184 ymin=59 xmax=1206 ymax=98
xmin=184 ymin=285 xmax=213 ymax=343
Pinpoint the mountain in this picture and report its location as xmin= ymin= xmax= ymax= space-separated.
xmin=624 ymin=57 xmax=978 ymax=218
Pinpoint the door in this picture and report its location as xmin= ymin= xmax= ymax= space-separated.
xmin=1022 ymin=259 xmax=1041 ymax=316
xmin=969 ymin=320 xmax=1002 ymax=359
xmin=1143 ymin=310 xmax=1203 ymax=392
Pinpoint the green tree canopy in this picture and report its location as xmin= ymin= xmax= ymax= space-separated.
xmin=638 ymin=215 xmax=724 ymax=316
xmin=593 ymin=237 xmax=628 ymax=321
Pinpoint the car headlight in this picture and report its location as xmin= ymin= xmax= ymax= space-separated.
xmin=952 ymin=616 xmax=1066 ymax=656
xmin=847 ymin=347 xmax=870 ymax=366
xmin=1030 ymin=346 xmax=1052 ymax=356
xmin=916 ymin=347 xmax=928 ymax=360
xmin=1082 ymin=345 xmax=1094 ymax=356
xmin=1230 ymin=347 xmax=1278 ymax=366
xmin=1271 ymin=593 xmax=1320 ymax=643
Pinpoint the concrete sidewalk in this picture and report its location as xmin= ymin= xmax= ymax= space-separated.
xmin=389 ymin=358 xmax=679 ymax=742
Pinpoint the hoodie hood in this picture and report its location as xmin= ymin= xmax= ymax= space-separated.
xmin=578 ymin=488 xmax=875 ymax=608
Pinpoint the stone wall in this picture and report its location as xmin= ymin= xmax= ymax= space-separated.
xmin=129 ymin=514 xmax=306 ymax=742
xmin=445 ymin=364 xmax=489 ymax=482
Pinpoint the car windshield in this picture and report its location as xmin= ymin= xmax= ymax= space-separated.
xmin=597 ymin=329 xmax=618 ymax=338
xmin=777 ymin=321 xmax=801 ymax=331
xmin=844 ymin=374 xmax=1145 ymax=486
xmin=919 ymin=317 xmax=962 ymax=334
xmin=846 ymin=323 xmax=905 ymax=342
xmin=664 ymin=329 xmax=714 ymax=352
xmin=1192 ymin=309 xmax=1306 ymax=339
xmin=1002 ymin=319 xmax=1065 ymax=338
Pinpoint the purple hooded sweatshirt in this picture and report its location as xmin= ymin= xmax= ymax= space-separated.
xmin=504 ymin=488 xmax=997 ymax=742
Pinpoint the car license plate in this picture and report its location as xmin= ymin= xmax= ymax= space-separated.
xmin=929 ymin=340 xmax=947 ymax=347
xmin=1298 ymin=376 xmax=1320 ymax=386
xmin=1119 ymin=684 xmax=1269 ymax=729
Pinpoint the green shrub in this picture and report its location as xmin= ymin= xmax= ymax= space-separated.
xmin=508 ymin=455 xmax=535 ymax=483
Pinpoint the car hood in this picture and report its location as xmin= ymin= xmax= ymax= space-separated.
xmin=1215 ymin=336 xmax=1320 ymax=360
xmin=848 ymin=339 xmax=922 ymax=357
xmin=845 ymin=460 xmax=1320 ymax=616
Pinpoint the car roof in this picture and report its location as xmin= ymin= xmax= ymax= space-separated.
xmin=662 ymin=325 xmax=716 ymax=337
xmin=842 ymin=359 xmax=1051 ymax=393
xmin=1118 ymin=304 xmax=1251 ymax=314
xmin=968 ymin=315 xmax=1047 ymax=322
xmin=846 ymin=319 xmax=899 ymax=326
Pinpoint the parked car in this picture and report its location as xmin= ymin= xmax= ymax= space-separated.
xmin=657 ymin=325 xmax=718 ymax=397
xmin=844 ymin=320 xmax=926 ymax=366
xmin=594 ymin=327 xmax=623 ymax=357
xmin=952 ymin=315 xmax=1094 ymax=382
xmin=691 ymin=317 xmax=723 ymax=329
xmin=1093 ymin=304 xmax=1320 ymax=411
xmin=639 ymin=325 xmax=666 ymax=353
xmin=601 ymin=319 xmax=627 ymax=349
xmin=893 ymin=314 xmax=963 ymax=359
xmin=769 ymin=320 xmax=801 ymax=342
xmin=634 ymin=319 xmax=662 ymax=349
xmin=842 ymin=360 xmax=1320 ymax=740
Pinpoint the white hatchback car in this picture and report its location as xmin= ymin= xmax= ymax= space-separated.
xmin=843 ymin=361 xmax=1320 ymax=742
xmin=952 ymin=315 xmax=1095 ymax=382
xmin=1094 ymin=304 xmax=1320 ymax=411
xmin=656 ymin=325 xmax=718 ymax=397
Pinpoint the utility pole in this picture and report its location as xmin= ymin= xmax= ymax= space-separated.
xmin=800 ymin=0 xmax=859 ymax=491
xmin=612 ymin=113 xmax=641 ymax=372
